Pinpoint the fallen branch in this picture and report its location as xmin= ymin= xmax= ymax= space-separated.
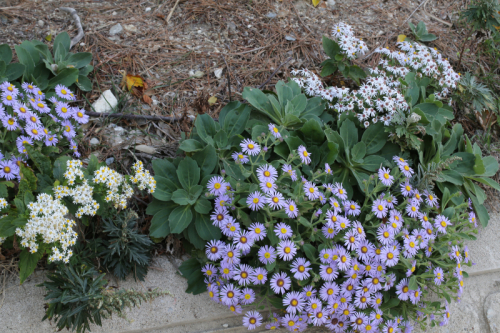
xmin=258 ymin=56 xmax=293 ymax=89
xmin=57 ymin=7 xmax=85 ymax=49
xmin=86 ymin=111 xmax=190 ymax=122
xmin=166 ymin=0 xmax=181 ymax=24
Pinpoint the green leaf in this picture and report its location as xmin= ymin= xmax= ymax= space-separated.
xmin=0 ymin=216 xmax=16 ymax=238
xmin=360 ymin=155 xmax=385 ymax=172
xmin=361 ymin=122 xmax=387 ymax=154
xmin=186 ymin=223 xmax=205 ymax=250
xmin=214 ymin=129 xmax=228 ymax=149
xmin=5 ymin=63 xmax=25 ymax=81
xmin=171 ymin=189 xmax=191 ymax=205
xmin=340 ymin=119 xmax=358 ymax=149
xmin=195 ymin=212 xmax=221 ymax=240
xmin=169 ymin=205 xmax=193 ymax=234
xmin=223 ymin=104 xmax=251 ymax=137
xmin=176 ymin=157 xmax=200 ymax=190
xmin=381 ymin=297 xmax=400 ymax=310
xmin=303 ymin=244 xmax=316 ymax=262
xmin=25 ymin=144 xmax=52 ymax=175
xmin=242 ymin=87 xmax=279 ymax=124
xmin=0 ymin=44 xmax=12 ymax=64
xmin=178 ymin=258 xmax=206 ymax=295
xmin=152 ymin=176 xmax=178 ymax=201
xmin=24 ymin=191 xmax=34 ymax=206
xmin=19 ymin=249 xmax=43 ymax=284
xmin=482 ymin=156 xmax=499 ymax=177
xmin=75 ymin=75 xmax=92 ymax=91
xmin=473 ymin=154 xmax=486 ymax=175
xmin=67 ymin=52 xmax=92 ymax=68
xmin=408 ymin=276 xmax=418 ymax=290
xmin=192 ymin=145 xmax=217 ymax=179
xmin=300 ymin=119 xmax=325 ymax=146
xmin=223 ymin=160 xmax=250 ymax=181
xmin=146 ymin=198 xmax=165 ymax=216
xmin=469 ymin=193 xmax=489 ymax=227
xmin=152 ymin=159 xmax=180 ymax=186
xmin=322 ymin=36 xmax=341 ymax=59
xmin=440 ymin=170 xmax=463 ymax=185
xmin=320 ymin=61 xmax=337 ymax=77
xmin=87 ymin=154 xmax=100 ymax=176
xmin=194 ymin=198 xmax=212 ymax=214
xmin=47 ymin=68 xmax=79 ymax=89
xmin=194 ymin=114 xmax=216 ymax=145
xmin=351 ymin=142 xmax=366 ymax=162
xmin=0 ymin=183 xmax=7 ymax=198
xmin=268 ymin=297 xmax=286 ymax=309
xmin=150 ymin=203 xmax=177 ymax=238
xmin=470 ymin=177 xmax=500 ymax=192
xmin=179 ymin=139 xmax=204 ymax=152
xmin=53 ymin=32 xmax=71 ymax=56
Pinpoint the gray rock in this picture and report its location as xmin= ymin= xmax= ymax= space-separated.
xmin=90 ymin=138 xmax=100 ymax=145
xmin=109 ymin=23 xmax=123 ymax=36
xmin=37 ymin=20 xmax=44 ymax=28
xmin=105 ymin=157 xmax=114 ymax=165
xmin=134 ymin=145 xmax=156 ymax=155
xmin=327 ymin=0 xmax=336 ymax=9
xmin=485 ymin=292 xmax=500 ymax=332
xmin=92 ymin=90 xmax=118 ymax=113
xmin=266 ymin=12 xmax=277 ymax=18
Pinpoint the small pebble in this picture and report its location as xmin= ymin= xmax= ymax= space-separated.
xmin=106 ymin=157 xmax=114 ymax=165
xmin=145 ymin=7 xmax=151 ymax=12
xmin=37 ymin=20 xmax=44 ymax=28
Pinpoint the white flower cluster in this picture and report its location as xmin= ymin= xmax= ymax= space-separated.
xmin=94 ymin=166 xmax=134 ymax=209
xmin=331 ymin=22 xmax=368 ymax=59
xmin=54 ymin=181 xmax=99 ymax=218
xmin=15 ymin=193 xmax=77 ymax=262
xmin=292 ymin=23 xmax=461 ymax=128
xmin=0 ymin=198 xmax=8 ymax=209
xmin=130 ymin=161 xmax=156 ymax=193
xmin=64 ymin=160 xmax=84 ymax=185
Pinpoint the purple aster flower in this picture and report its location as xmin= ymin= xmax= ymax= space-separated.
xmin=406 ymin=198 xmax=420 ymax=218
xmin=325 ymin=209 xmax=340 ymax=225
xmin=367 ymin=272 xmax=384 ymax=293
xmin=311 ymin=309 xmax=327 ymax=326
xmin=222 ymin=244 xmax=241 ymax=265
xmin=285 ymin=199 xmax=298 ymax=218
xmin=333 ymin=182 xmax=348 ymax=200
xmin=283 ymin=291 xmax=305 ymax=314
xmin=409 ymin=287 xmax=421 ymax=304
xmin=31 ymin=99 xmax=50 ymax=113
xmin=72 ymin=108 xmax=89 ymax=124
xmin=21 ymin=82 xmax=37 ymax=95
xmin=290 ymin=258 xmax=311 ymax=280
xmin=55 ymin=84 xmax=75 ymax=100
xmin=297 ymin=145 xmax=311 ymax=164
xmin=344 ymin=229 xmax=359 ymax=251
xmin=324 ymin=183 xmax=334 ymax=192
xmin=16 ymin=135 xmax=33 ymax=154
xmin=257 ymin=164 xmax=277 ymax=183
xmin=319 ymin=248 xmax=334 ymax=264
xmin=277 ymin=240 xmax=297 ymax=261
xmin=250 ymin=267 xmax=267 ymax=285
xmin=0 ymin=160 xmax=18 ymax=180
xmin=248 ymin=222 xmax=266 ymax=241
xmin=302 ymin=286 xmax=317 ymax=300
xmin=400 ymin=163 xmax=414 ymax=177
xmin=259 ymin=180 xmax=276 ymax=193
xmin=201 ymin=264 xmax=217 ymax=278
xmin=281 ymin=314 xmax=300 ymax=330
xmin=336 ymin=247 xmax=352 ymax=271
xmin=247 ymin=191 xmax=265 ymax=211
xmin=450 ymin=245 xmax=462 ymax=263
xmin=55 ymin=102 xmax=73 ymax=119
xmin=33 ymin=87 xmax=45 ymax=100
xmin=383 ymin=320 xmax=398 ymax=333
xmin=345 ymin=201 xmax=361 ymax=216
xmin=412 ymin=189 xmax=424 ymax=203
xmin=233 ymin=264 xmax=254 ymax=286
xmin=339 ymin=303 xmax=355 ymax=318
xmin=351 ymin=312 xmax=369 ymax=330
xmin=434 ymin=267 xmax=444 ymax=285
xmin=205 ymin=240 xmax=225 ymax=260
xmin=258 ymin=245 xmax=276 ymax=265
xmin=13 ymin=102 xmax=30 ymax=118
xmin=440 ymin=304 xmax=451 ymax=326
xmin=370 ymin=309 xmax=384 ymax=324
xmin=219 ymin=262 xmax=235 ymax=279
xmin=1 ymin=91 xmax=16 ymax=106
xmin=274 ymin=222 xmax=293 ymax=239
xmin=381 ymin=245 xmax=399 ymax=267
xmin=214 ymin=194 xmax=231 ymax=211
xmin=240 ymin=138 xmax=260 ymax=156
xmin=322 ymin=224 xmax=337 ymax=239
xmin=378 ymin=167 xmax=394 ymax=186
xmin=469 ymin=211 xmax=477 ymax=227
xmin=400 ymin=181 xmax=413 ymax=197
xmin=242 ymin=310 xmax=262 ymax=330
xmin=371 ymin=292 xmax=383 ymax=308
xmin=303 ymin=181 xmax=320 ymax=200
xmin=270 ymin=272 xmax=291 ymax=294
xmin=220 ymin=284 xmax=240 ymax=306
xmin=320 ymin=262 xmax=339 ymax=281
xmin=385 ymin=194 xmax=398 ymax=208
xmin=325 ymin=163 xmax=333 ymax=174
xmin=377 ymin=225 xmax=394 ymax=245
xmin=282 ymin=164 xmax=297 ymax=181
xmin=1 ymin=82 xmax=19 ymax=96
xmin=267 ymin=190 xmax=285 ymax=210
xmin=25 ymin=112 xmax=41 ymax=126
xmin=403 ymin=236 xmax=419 ymax=258
xmin=207 ymin=176 xmax=227 ymax=196
xmin=353 ymin=221 xmax=366 ymax=239
xmin=319 ymin=281 xmax=340 ymax=301
xmin=372 ymin=198 xmax=388 ymax=218
xmin=357 ymin=239 xmax=375 ymax=262
xmin=318 ymin=192 xmax=326 ymax=204
xmin=2 ymin=115 xmax=19 ymax=131
xmin=61 ymin=120 xmax=76 ymax=138
xmin=334 ymin=216 xmax=351 ymax=232
xmin=268 ymin=123 xmax=281 ymax=138
xmin=25 ymin=124 xmax=44 ymax=140
xmin=329 ymin=198 xmax=342 ymax=213
xmin=228 ymin=303 xmax=242 ymax=314
xmin=234 ymin=230 xmax=254 ymax=252
xmin=464 ymin=245 xmax=470 ymax=263
xmin=396 ymin=278 xmax=411 ymax=301
xmin=232 ymin=151 xmax=249 ymax=164
xmin=434 ymin=214 xmax=451 ymax=234
xmin=221 ymin=220 xmax=240 ymax=237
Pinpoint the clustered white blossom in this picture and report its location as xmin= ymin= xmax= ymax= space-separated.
xmin=292 ymin=23 xmax=461 ymax=128
xmin=93 ymin=166 xmax=133 ymax=209
xmin=55 ymin=180 xmax=99 ymax=218
xmin=15 ymin=193 xmax=77 ymax=262
xmin=130 ymin=161 xmax=156 ymax=193
xmin=331 ymin=22 xmax=368 ymax=59
xmin=63 ymin=159 xmax=85 ymax=185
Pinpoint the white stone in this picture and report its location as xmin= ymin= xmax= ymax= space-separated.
xmin=109 ymin=23 xmax=123 ymax=36
xmin=37 ymin=20 xmax=44 ymax=28
xmin=485 ymin=292 xmax=500 ymax=332
xmin=92 ymin=90 xmax=118 ymax=113
xmin=145 ymin=7 xmax=151 ymax=12
xmin=214 ymin=68 xmax=223 ymax=79
xmin=134 ymin=145 xmax=156 ymax=155
xmin=326 ymin=0 xmax=336 ymax=9
xmin=188 ymin=70 xmax=204 ymax=78
xmin=90 ymin=138 xmax=100 ymax=145
xmin=124 ymin=24 xmax=138 ymax=33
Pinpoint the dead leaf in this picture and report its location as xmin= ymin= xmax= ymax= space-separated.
xmin=208 ymin=96 xmax=217 ymax=106
xmin=397 ymin=34 xmax=407 ymax=42
xmin=312 ymin=0 xmax=321 ymax=7
xmin=125 ymin=75 xmax=144 ymax=91
xmin=143 ymin=95 xmax=153 ymax=105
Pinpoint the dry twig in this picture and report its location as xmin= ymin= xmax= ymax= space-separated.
xmin=57 ymin=7 xmax=85 ymax=49
xmin=86 ymin=111 xmax=190 ymax=122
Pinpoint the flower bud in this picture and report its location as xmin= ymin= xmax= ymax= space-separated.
xmin=221 ymin=169 xmax=226 ymax=175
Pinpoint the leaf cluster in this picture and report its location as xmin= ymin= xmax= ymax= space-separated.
xmin=320 ymin=36 xmax=367 ymax=84
xmin=462 ymin=0 xmax=500 ymax=32
xmin=408 ymin=21 xmax=437 ymax=42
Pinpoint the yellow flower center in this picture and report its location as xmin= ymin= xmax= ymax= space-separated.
xmin=214 ymin=183 xmax=221 ymax=189
xmin=409 ymin=242 xmax=415 ymax=248
xmin=384 ymin=173 xmax=389 ymax=179
xmin=273 ymin=127 xmax=278 ymax=133
xmin=37 ymin=103 xmax=44 ymax=108
xmin=298 ymin=265 xmax=305 ymax=272
xmin=266 ymin=182 xmax=272 ymax=188
xmin=257 ymin=274 xmax=263 ymax=280
xmin=264 ymin=171 xmax=271 ymax=177
xmin=272 ymin=197 xmax=279 ymax=203
xmin=387 ymin=253 xmax=394 ymax=259
xmin=6 ymin=95 xmax=12 ymax=101
xmin=403 ymin=286 xmax=409 ymax=293
xmin=404 ymin=165 xmax=410 ymax=171
xmin=253 ymin=198 xmax=259 ymax=204
xmin=291 ymin=299 xmax=298 ymax=306
xmin=264 ymin=252 xmax=271 ymax=258
xmin=289 ymin=205 xmax=295 ymax=211
xmin=280 ymin=228 xmax=287 ymax=234
xmin=339 ymin=189 xmax=344 ymax=194
xmin=326 ymin=267 xmax=333 ymax=274
xmin=284 ymin=247 xmax=291 ymax=254
xmin=61 ymin=89 xmax=67 ymax=95
xmin=378 ymin=205 xmax=384 ymax=211
xmin=350 ymin=205 xmax=355 ymax=210
xmin=303 ymin=151 xmax=308 ymax=157
xmin=8 ymin=118 xmax=14 ymax=125
xmin=248 ymin=143 xmax=254 ymax=149
xmin=441 ymin=221 xmax=447 ymax=227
